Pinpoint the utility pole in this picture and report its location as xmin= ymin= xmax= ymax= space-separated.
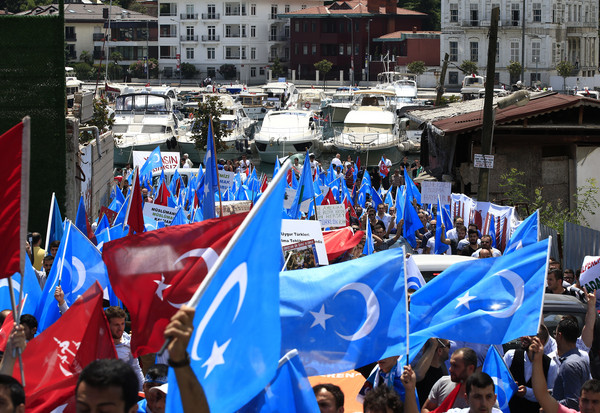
xmin=477 ymin=7 xmax=499 ymax=202
xmin=435 ymin=53 xmax=449 ymax=107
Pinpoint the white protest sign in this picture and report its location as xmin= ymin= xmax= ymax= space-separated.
xmin=143 ymin=203 xmax=180 ymax=225
xmin=580 ymin=256 xmax=600 ymax=293
xmin=421 ymin=181 xmax=452 ymax=205
xmin=284 ymin=188 xmax=312 ymax=212
xmin=133 ymin=151 xmax=181 ymax=171
xmin=218 ymin=170 xmax=235 ymax=189
xmin=316 ymin=204 xmax=346 ymax=229
xmin=281 ymin=220 xmax=329 ymax=265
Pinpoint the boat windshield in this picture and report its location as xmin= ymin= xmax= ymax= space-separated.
xmin=116 ymin=95 xmax=171 ymax=113
xmin=141 ymin=125 xmax=168 ymax=133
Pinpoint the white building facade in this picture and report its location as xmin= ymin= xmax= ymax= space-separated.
xmin=157 ymin=0 xmax=321 ymax=84
xmin=440 ymin=0 xmax=598 ymax=88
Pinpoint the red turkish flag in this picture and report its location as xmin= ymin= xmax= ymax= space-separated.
xmin=155 ymin=179 xmax=171 ymax=207
xmin=102 ymin=212 xmax=247 ymax=357
xmin=323 ymin=227 xmax=364 ymax=262
xmin=0 ymin=311 xmax=14 ymax=352
xmin=320 ymin=188 xmax=337 ymax=205
xmin=344 ymin=195 xmax=358 ymax=226
xmin=0 ymin=119 xmax=29 ymax=278
xmin=125 ymin=167 xmax=145 ymax=235
xmin=15 ymin=281 xmax=116 ymax=413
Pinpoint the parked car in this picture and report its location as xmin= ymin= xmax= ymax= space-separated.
xmin=411 ymin=254 xmax=476 ymax=282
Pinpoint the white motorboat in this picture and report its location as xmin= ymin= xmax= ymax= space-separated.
xmin=376 ymin=72 xmax=419 ymax=110
xmin=254 ymin=110 xmax=323 ymax=164
xmin=297 ymin=88 xmax=326 ymax=113
xmin=65 ymin=67 xmax=83 ymax=108
xmin=237 ymin=91 xmax=269 ymax=121
xmin=333 ymin=89 xmax=405 ymax=166
xmin=326 ymin=86 xmax=358 ymax=123
xmin=260 ymin=81 xmax=299 ymax=110
xmin=112 ymin=92 xmax=180 ymax=165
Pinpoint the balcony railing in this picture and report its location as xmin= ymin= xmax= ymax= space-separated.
xmin=225 ymin=33 xmax=245 ymax=38
xmin=181 ymin=35 xmax=199 ymax=41
xmin=225 ymin=55 xmax=241 ymax=60
xmin=268 ymin=55 xmax=288 ymax=62
xmin=269 ymin=35 xmax=288 ymax=41
xmin=65 ymin=33 xmax=77 ymax=41
xmin=93 ymin=33 xmax=105 ymax=41
xmin=202 ymin=35 xmax=220 ymax=41
xmin=160 ymin=33 xmax=177 ymax=38
xmin=201 ymin=13 xmax=220 ymax=19
xmin=180 ymin=13 xmax=198 ymax=19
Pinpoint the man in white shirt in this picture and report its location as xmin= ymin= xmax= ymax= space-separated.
xmin=471 ymin=235 xmax=502 ymax=258
xmin=331 ymin=153 xmax=342 ymax=169
xmin=105 ymin=306 xmax=144 ymax=391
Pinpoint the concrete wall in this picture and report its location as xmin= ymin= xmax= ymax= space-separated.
xmin=576 ymin=146 xmax=600 ymax=231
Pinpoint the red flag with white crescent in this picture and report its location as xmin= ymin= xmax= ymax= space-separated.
xmin=102 ymin=212 xmax=247 ymax=356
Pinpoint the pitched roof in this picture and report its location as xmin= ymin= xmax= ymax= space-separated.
xmin=414 ymin=93 xmax=600 ymax=136
xmin=375 ymin=30 xmax=440 ymax=41
xmin=283 ymin=1 xmax=426 ymax=17
xmin=18 ymin=3 xmax=155 ymax=21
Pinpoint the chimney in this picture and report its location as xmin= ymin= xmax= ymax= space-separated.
xmin=385 ymin=0 xmax=395 ymax=14
xmin=366 ymin=0 xmax=380 ymax=14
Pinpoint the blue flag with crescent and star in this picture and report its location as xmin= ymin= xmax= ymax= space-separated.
xmin=410 ymin=238 xmax=550 ymax=345
xmin=290 ymin=150 xmax=314 ymax=219
xmin=482 ymin=345 xmax=517 ymax=413
xmin=35 ymin=221 xmax=109 ymax=332
xmin=139 ymin=146 xmax=163 ymax=188
xmin=166 ymin=169 xmax=286 ymax=413
xmin=0 ymin=255 xmax=42 ymax=317
xmin=280 ymin=247 xmax=407 ymax=376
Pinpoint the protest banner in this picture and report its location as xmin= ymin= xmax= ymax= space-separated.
xmin=281 ymin=220 xmax=329 ymax=265
xmin=282 ymin=239 xmax=320 ymax=270
xmin=220 ymin=200 xmax=252 ymax=217
xmin=284 ymin=188 xmax=311 ymax=212
xmin=580 ymin=256 xmax=600 ymax=293
xmin=142 ymin=203 xmax=179 ymax=225
xmin=421 ymin=181 xmax=452 ymax=205
xmin=218 ymin=170 xmax=235 ymax=189
xmin=316 ymin=204 xmax=346 ymax=229
xmin=133 ymin=151 xmax=180 ymax=171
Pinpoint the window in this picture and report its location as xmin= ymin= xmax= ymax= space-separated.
xmin=207 ymin=67 xmax=216 ymax=77
xmin=65 ymin=26 xmax=76 ymax=41
xmin=225 ymin=46 xmax=240 ymax=59
xmin=347 ymin=44 xmax=351 ymax=55
xmin=531 ymin=41 xmax=540 ymax=63
xmin=242 ymin=25 xmax=246 ymax=37
xmin=207 ymin=4 xmax=216 ymax=18
xmin=294 ymin=44 xmax=298 ymax=54
xmin=186 ymin=48 xmax=194 ymax=59
xmin=510 ymin=41 xmax=520 ymax=62
xmin=449 ymin=41 xmax=458 ymax=62
xmin=470 ymin=4 xmax=478 ymax=26
xmin=301 ymin=5 xmax=306 ymax=9
xmin=270 ymin=25 xmax=277 ymax=41
xmin=207 ymin=47 xmax=215 ymax=59
xmin=185 ymin=4 xmax=194 ymax=17
xmin=270 ymin=4 xmax=277 ymax=19
xmin=533 ymin=3 xmax=541 ymax=22
xmin=251 ymin=67 xmax=256 ymax=77
xmin=295 ymin=22 xmax=299 ymax=32
xmin=470 ymin=41 xmax=478 ymax=62
xmin=159 ymin=3 xmax=177 ymax=16
xmin=251 ymin=3 xmax=256 ymax=15
xmin=312 ymin=44 xmax=316 ymax=55
xmin=66 ymin=44 xmax=76 ymax=59
xmin=355 ymin=44 xmax=359 ymax=55
xmin=284 ymin=25 xmax=290 ymax=37
xmin=303 ymin=44 xmax=308 ymax=55
xmin=285 ymin=4 xmax=290 ymax=12
xmin=160 ymin=25 xmax=176 ymax=37
xmin=449 ymin=71 xmax=459 ymax=84
xmin=208 ymin=26 xmax=216 ymax=41
xmin=259 ymin=67 xmax=265 ymax=75
xmin=339 ymin=44 xmax=344 ymax=55
xmin=530 ymin=73 xmax=541 ymax=83
xmin=241 ymin=46 xmax=246 ymax=59
xmin=511 ymin=3 xmax=520 ymax=26
xmin=186 ymin=26 xmax=194 ymax=40
xmin=450 ymin=4 xmax=458 ymax=22
xmin=251 ymin=26 xmax=256 ymax=37
xmin=251 ymin=47 xmax=256 ymax=59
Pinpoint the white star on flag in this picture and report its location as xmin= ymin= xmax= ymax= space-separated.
xmin=201 ymin=339 xmax=231 ymax=378
xmin=310 ymin=304 xmax=333 ymax=329
xmin=455 ymin=290 xmax=477 ymax=310
xmin=153 ymin=274 xmax=172 ymax=301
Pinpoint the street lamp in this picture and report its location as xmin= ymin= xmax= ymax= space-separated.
xmin=367 ymin=19 xmax=372 ymax=82
xmin=343 ymin=15 xmax=354 ymax=86
xmin=170 ymin=17 xmax=182 ymax=85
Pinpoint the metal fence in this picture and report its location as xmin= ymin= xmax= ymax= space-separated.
xmin=563 ymin=221 xmax=600 ymax=271
xmin=540 ymin=223 xmax=560 ymax=262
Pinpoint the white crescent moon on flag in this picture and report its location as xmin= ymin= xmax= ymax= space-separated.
xmin=482 ymin=269 xmax=525 ymax=319
xmin=71 ymin=256 xmax=87 ymax=293
xmin=0 ymin=278 xmax=21 ymax=294
xmin=492 ymin=377 xmax=509 ymax=410
xmin=168 ymin=248 xmax=219 ymax=308
xmin=334 ymin=282 xmax=380 ymax=341
xmin=190 ymin=262 xmax=247 ymax=361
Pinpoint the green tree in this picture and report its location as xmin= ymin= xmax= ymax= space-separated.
xmin=507 ymin=60 xmax=523 ymax=85
xmin=110 ymin=51 xmax=123 ymax=65
xmin=407 ymin=61 xmax=426 ymax=76
xmin=314 ymin=59 xmax=333 ymax=88
xmin=218 ymin=64 xmax=237 ymax=80
xmin=397 ymin=0 xmax=440 ymax=30
xmin=129 ymin=58 xmax=159 ymax=79
xmin=270 ymin=58 xmax=285 ymax=78
xmin=498 ymin=167 xmax=600 ymax=235
xmin=73 ymin=62 xmax=94 ymax=80
xmin=79 ymin=50 xmax=93 ymax=65
xmin=191 ymin=96 xmax=227 ymax=152
xmin=556 ymin=60 xmax=575 ymax=92
xmin=80 ymin=98 xmax=114 ymax=143
xmin=181 ymin=62 xmax=198 ymax=79
xmin=459 ymin=60 xmax=478 ymax=75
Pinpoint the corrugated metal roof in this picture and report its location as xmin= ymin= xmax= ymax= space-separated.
xmin=408 ymin=92 xmax=600 ymax=135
